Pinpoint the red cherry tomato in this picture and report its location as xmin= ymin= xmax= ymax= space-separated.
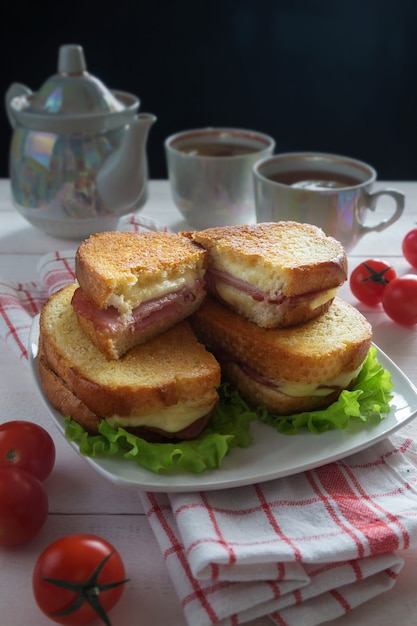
xmin=33 ymin=534 xmax=128 ymax=625
xmin=0 ymin=420 xmax=55 ymax=481
xmin=350 ymin=259 xmax=397 ymax=306
xmin=402 ymin=229 xmax=417 ymax=268
xmin=382 ymin=274 xmax=417 ymax=325
xmin=0 ymin=467 xmax=48 ymax=546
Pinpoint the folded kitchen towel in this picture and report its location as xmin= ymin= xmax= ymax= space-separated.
xmin=2 ymin=213 xmax=417 ymax=625
xmin=138 ymin=436 xmax=417 ymax=626
xmin=0 ymin=249 xmax=76 ymax=364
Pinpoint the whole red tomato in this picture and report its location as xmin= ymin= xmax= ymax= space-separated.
xmin=402 ymin=229 xmax=417 ymax=268
xmin=33 ymin=534 xmax=128 ymax=625
xmin=0 ymin=420 xmax=55 ymax=481
xmin=0 ymin=467 xmax=48 ymax=546
xmin=382 ymin=274 xmax=417 ymax=325
xmin=349 ymin=259 xmax=397 ymax=306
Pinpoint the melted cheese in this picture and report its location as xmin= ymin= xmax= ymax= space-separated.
xmin=106 ymin=400 xmax=216 ymax=433
xmin=108 ymin=269 xmax=200 ymax=314
xmin=274 ymin=365 xmax=363 ymax=397
xmin=308 ymin=287 xmax=338 ymax=310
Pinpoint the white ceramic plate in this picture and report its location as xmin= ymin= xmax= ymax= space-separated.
xmin=29 ymin=314 xmax=417 ymax=492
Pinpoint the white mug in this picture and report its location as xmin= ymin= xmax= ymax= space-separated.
xmin=253 ymin=152 xmax=405 ymax=250
xmin=165 ymin=127 xmax=275 ymax=229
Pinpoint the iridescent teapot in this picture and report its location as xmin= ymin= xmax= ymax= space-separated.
xmin=5 ymin=44 xmax=156 ymax=239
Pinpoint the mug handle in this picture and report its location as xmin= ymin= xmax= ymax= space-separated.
xmin=358 ymin=188 xmax=405 ymax=234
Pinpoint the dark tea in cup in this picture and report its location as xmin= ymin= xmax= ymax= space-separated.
xmin=267 ymin=169 xmax=361 ymax=189
xmin=253 ymin=152 xmax=404 ymax=251
xmin=178 ymin=142 xmax=259 ymax=157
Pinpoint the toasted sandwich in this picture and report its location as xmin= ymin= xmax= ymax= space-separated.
xmin=39 ymin=284 xmax=221 ymax=441
xmin=181 ymin=221 xmax=348 ymax=328
xmin=71 ymin=231 xmax=207 ymax=359
xmin=190 ymin=296 xmax=372 ymax=415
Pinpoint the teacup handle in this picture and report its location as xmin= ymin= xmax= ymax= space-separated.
xmin=358 ymin=188 xmax=405 ymax=234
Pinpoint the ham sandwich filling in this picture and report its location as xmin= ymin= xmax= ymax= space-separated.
xmin=215 ymin=348 xmax=363 ymax=398
xmin=207 ymin=267 xmax=337 ymax=309
xmin=71 ymin=278 xmax=205 ymax=333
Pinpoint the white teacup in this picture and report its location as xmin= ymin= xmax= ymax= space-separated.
xmin=165 ymin=127 xmax=275 ymax=229
xmin=253 ymin=152 xmax=405 ymax=250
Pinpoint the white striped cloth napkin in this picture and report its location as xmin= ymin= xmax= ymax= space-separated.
xmin=139 ymin=438 xmax=417 ymax=626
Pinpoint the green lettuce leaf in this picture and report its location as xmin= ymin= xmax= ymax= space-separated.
xmin=64 ymin=384 xmax=257 ymax=475
xmin=258 ymin=345 xmax=393 ymax=434
xmin=64 ymin=346 xmax=393 ymax=474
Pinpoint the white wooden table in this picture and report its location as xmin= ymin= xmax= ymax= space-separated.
xmin=1 ymin=179 xmax=416 ymax=625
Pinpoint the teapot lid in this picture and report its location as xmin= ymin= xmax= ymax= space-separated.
xmin=28 ymin=45 xmax=127 ymax=115
xmin=8 ymin=44 xmax=139 ymax=132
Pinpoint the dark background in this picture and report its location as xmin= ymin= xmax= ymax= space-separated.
xmin=2 ymin=0 xmax=417 ymax=181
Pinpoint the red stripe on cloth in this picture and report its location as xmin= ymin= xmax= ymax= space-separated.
xmin=392 ymin=437 xmax=414 ymax=456
xmin=308 ymin=559 xmax=361 ymax=580
xmin=307 ymin=463 xmax=400 ymax=557
xmin=293 ymin=588 xmax=303 ymax=604
xmin=41 ymin=253 xmax=76 ymax=294
xmin=329 ymin=588 xmax=351 ymax=614
xmin=349 ymin=559 xmax=363 ymax=581
xmin=266 ymin=579 xmax=282 ymax=600
xmin=254 ymin=484 xmax=303 ymax=562
xmin=146 ymin=493 xmax=219 ymax=623
xmin=199 ymin=491 xmax=237 ymax=579
xmin=338 ymin=459 xmax=410 ymax=551
xmin=306 ymin=469 xmax=367 ymax=558
xmin=55 ymin=250 xmax=76 ymax=278
xmin=182 ymin=579 xmax=233 ymax=610
xmin=0 ymin=288 xmax=44 ymax=316
xmin=0 ymin=301 xmax=29 ymax=360
xmin=22 ymin=289 xmax=43 ymax=315
xmin=269 ymin=610 xmax=289 ymax=626
xmin=128 ymin=214 xmax=170 ymax=233
xmin=129 ymin=214 xmax=141 ymax=233
xmin=385 ymin=566 xmax=400 ymax=581
xmin=277 ymin=561 xmax=286 ymax=581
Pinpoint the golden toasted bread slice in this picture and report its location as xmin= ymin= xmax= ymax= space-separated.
xmin=72 ymin=231 xmax=208 ymax=359
xmin=190 ymin=296 xmax=372 ymax=415
xmin=182 ymin=221 xmax=348 ymax=328
xmin=39 ymin=284 xmax=220 ymax=438
xmin=75 ymin=231 xmax=207 ymax=312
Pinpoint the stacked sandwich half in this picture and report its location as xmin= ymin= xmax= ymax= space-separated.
xmin=38 ymin=231 xmax=221 ymax=441
xmin=183 ymin=222 xmax=373 ymax=415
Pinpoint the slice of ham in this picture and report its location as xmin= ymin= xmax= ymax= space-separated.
xmin=207 ymin=267 xmax=330 ymax=307
xmin=212 ymin=347 xmax=343 ymax=397
xmin=71 ymin=279 xmax=205 ymax=334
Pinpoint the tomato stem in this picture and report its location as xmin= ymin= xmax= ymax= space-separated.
xmin=360 ymin=263 xmax=393 ymax=285
xmin=42 ymin=551 xmax=129 ymax=626
xmin=5 ymin=449 xmax=18 ymax=463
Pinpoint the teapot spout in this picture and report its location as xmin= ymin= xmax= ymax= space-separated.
xmin=96 ymin=113 xmax=156 ymax=213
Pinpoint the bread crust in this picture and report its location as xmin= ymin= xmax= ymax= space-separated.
xmin=190 ymin=296 xmax=372 ymax=384
xmin=181 ymin=221 xmax=348 ymax=297
xmin=39 ymin=284 xmax=220 ymax=424
xmin=75 ymin=231 xmax=207 ymax=311
xmin=38 ymin=351 xmax=215 ymax=440
xmin=38 ymin=349 xmax=101 ymax=433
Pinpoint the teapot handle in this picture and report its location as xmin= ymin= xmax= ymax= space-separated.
xmin=5 ymin=83 xmax=32 ymax=128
